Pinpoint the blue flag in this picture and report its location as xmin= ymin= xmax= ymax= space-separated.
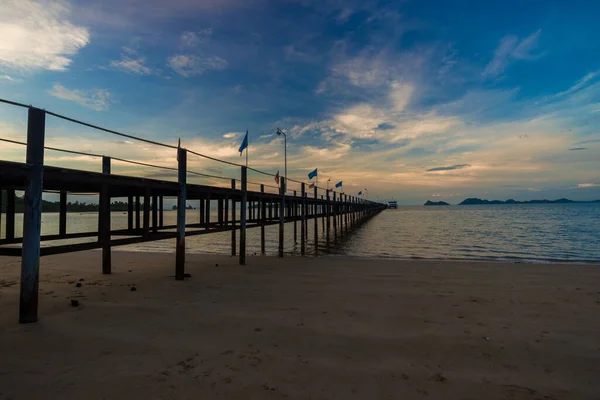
xmin=335 ymin=181 xmax=342 ymax=188
xmin=238 ymin=131 xmax=248 ymax=156
xmin=308 ymin=168 xmax=318 ymax=180
xmin=358 ymin=191 xmax=362 ymax=196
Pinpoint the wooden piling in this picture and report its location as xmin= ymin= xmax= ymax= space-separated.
xmin=6 ymin=189 xmax=15 ymax=240
xmin=205 ymin=193 xmax=211 ymax=230
xmin=261 ymin=184 xmax=265 ymax=254
xmin=127 ymin=195 xmax=133 ymax=231
xmin=100 ymin=156 xmax=111 ymax=274
xmin=18 ymin=107 xmax=45 ymax=324
xmin=218 ymin=198 xmax=224 ymax=226
xmin=59 ymin=191 xmax=67 ymax=236
xmin=200 ymin=197 xmax=205 ymax=225
xmin=239 ymin=166 xmax=247 ymax=265
xmin=152 ymin=194 xmax=158 ymax=233
xmin=278 ymin=177 xmax=285 ymax=258
xmin=175 ymin=148 xmax=187 ymax=280
xmin=313 ymin=186 xmax=318 ymax=254
xmin=231 ymin=179 xmax=236 ymax=256
xmin=135 ymin=195 xmax=140 ymax=230
xmin=301 ymin=183 xmax=306 ymax=255
xmin=159 ymin=196 xmax=164 ymax=228
xmin=293 ymin=190 xmax=297 ymax=243
xmin=143 ymin=188 xmax=150 ymax=238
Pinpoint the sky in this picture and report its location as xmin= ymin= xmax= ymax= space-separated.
xmin=1 ymin=0 xmax=599 ymax=205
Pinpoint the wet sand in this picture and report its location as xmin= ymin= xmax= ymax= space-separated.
xmin=1 ymin=251 xmax=599 ymax=399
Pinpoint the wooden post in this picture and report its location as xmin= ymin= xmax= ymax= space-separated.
xmin=18 ymin=107 xmax=45 ymax=324
xmin=6 ymin=189 xmax=15 ymax=240
xmin=127 ymin=195 xmax=133 ymax=231
xmin=239 ymin=167 xmax=247 ymax=265
xmin=143 ymin=188 xmax=150 ymax=238
xmin=218 ymin=198 xmax=224 ymax=226
xmin=152 ymin=194 xmax=158 ymax=233
xmin=159 ymin=196 xmax=164 ymax=228
xmin=293 ymin=190 xmax=297 ymax=243
xmin=333 ymin=192 xmax=337 ymax=240
xmin=0 ymin=189 xmax=2 ymax=238
xmin=199 ymin=197 xmax=205 ymax=225
xmin=100 ymin=156 xmax=111 ymax=274
xmin=231 ymin=179 xmax=236 ymax=256
xmin=176 ymin=148 xmax=187 ymax=280
xmin=260 ymin=185 xmax=265 ymax=254
xmin=224 ymin=195 xmax=229 ymax=228
xmin=205 ymin=193 xmax=211 ymax=230
xmin=135 ymin=195 xmax=140 ymax=231
xmin=326 ymin=190 xmax=330 ymax=244
xmin=278 ymin=177 xmax=285 ymax=258
xmin=59 ymin=191 xmax=67 ymax=236
xmin=313 ymin=186 xmax=318 ymax=254
xmin=301 ymin=183 xmax=306 ymax=255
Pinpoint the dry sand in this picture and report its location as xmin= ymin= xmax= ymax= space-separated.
xmin=1 ymin=251 xmax=599 ymax=399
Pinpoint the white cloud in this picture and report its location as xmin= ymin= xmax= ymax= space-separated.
xmin=167 ymin=54 xmax=227 ymax=77
xmin=48 ymin=83 xmax=112 ymax=111
xmin=0 ymin=0 xmax=89 ymax=72
xmin=222 ymin=132 xmax=241 ymax=139
xmin=389 ymin=82 xmax=414 ymax=111
xmin=110 ymin=49 xmax=152 ymax=75
xmin=180 ymin=29 xmax=212 ymax=48
xmin=483 ymin=30 xmax=543 ymax=79
xmin=577 ymin=183 xmax=599 ymax=188
xmin=0 ymin=74 xmax=17 ymax=82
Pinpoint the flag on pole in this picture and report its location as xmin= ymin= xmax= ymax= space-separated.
xmin=177 ymin=138 xmax=181 ymax=161
xmin=274 ymin=170 xmax=280 ymax=185
xmin=358 ymin=191 xmax=362 ymax=196
xmin=308 ymin=168 xmax=318 ymax=180
xmin=309 ymin=182 xmax=315 ymax=189
xmin=238 ymin=131 xmax=248 ymax=156
xmin=335 ymin=181 xmax=342 ymax=188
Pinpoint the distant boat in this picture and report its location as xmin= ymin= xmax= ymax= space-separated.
xmin=388 ymin=201 xmax=398 ymax=209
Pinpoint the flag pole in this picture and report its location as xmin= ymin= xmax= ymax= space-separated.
xmin=246 ymin=130 xmax=248 ymax=167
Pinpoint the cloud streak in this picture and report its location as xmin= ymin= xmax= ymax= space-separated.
xmin=0 ymin=0 xmax=89 ymax=72
xmin=482 ymin=30 xmax=543 ymax=79
xmin=427 ymin=164 xmax=471 ymax=172
xmin=48 ymin=83 xmax=112 ymax=111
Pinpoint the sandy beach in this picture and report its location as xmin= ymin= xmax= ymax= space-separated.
xmin=1 ymin=251 xmax=599 ymax=399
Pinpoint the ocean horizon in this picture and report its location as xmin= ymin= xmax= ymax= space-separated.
xmin=2 ymin=202 xmax=598 ymax=263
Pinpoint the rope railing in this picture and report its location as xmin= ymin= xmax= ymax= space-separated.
xmin=0 ymin=98 xmax=365 ymax=200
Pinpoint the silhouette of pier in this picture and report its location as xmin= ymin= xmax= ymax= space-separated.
xmin=0 ymin=100 xmax=386 ymax=323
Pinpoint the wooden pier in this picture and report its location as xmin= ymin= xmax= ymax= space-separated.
xmin=0 ymin=104 xmax=386 ymax=323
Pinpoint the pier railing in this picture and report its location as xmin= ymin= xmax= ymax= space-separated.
xmin=0 ymin=100 xmax=387 ymax=323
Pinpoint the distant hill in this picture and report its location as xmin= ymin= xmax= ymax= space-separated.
xmin=424 ymin=200 xmax=450 ymax=206
xmin=458 ymin=197 xmax=599 ymax=205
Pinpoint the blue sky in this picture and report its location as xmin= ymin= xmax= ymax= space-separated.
xmin=1 ymin=0 xmax=599 ymax=204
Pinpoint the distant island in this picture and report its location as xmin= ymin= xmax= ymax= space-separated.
xmin=424 ymin=200 xmax=450 ymax=206
xmin=424 ymin=197 xmax=600 ymax=206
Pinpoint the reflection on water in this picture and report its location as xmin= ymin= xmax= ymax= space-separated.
xmin=1 ymin=203 xmax=599 ymax=262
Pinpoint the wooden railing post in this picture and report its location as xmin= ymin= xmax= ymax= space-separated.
xmin=143 ymin=188 xmax=150 ymax=238
xmin=175 ymin=147 xmax=187 ymax=280
xmin=278 ymin=177 xmax=285 ymax=258
xmin=205 ymin=193 xmax=211 ymax=230
xmin=19 ymin=107 xmax=45 ymax=324
xmin=239 ymin=167 xmax=247 ymax=265
xmin=231 ymin=179 xmax=236 ymax=256
xmin=261 ymin=184 xmax=266 ymax=254
xmin=326 ymin=189 xmax=330 ymax=243
xmin=100 ymin=156 xmax=111 ymax=274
